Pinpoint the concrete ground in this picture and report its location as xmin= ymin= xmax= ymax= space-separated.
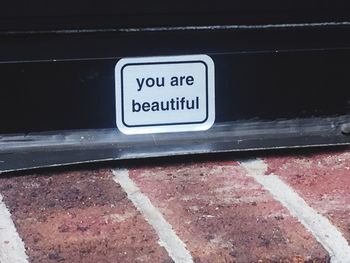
xmin=1 ymin=146 xmax=350 ymax=262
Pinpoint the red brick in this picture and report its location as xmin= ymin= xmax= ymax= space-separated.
xmin=129 ymin=161 xmax=329 ymax=262
xmin=0 ymin=169 xmax=172 ymax=263
xmin=264 ymin=148 xmax=350 ymax=243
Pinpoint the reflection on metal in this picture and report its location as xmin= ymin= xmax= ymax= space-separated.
xmin=1 ymin=117 xmax=350 ymax=173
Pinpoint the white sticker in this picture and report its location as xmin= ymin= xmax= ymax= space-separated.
xmin=115 ymin=55 xmax=215 ymax=135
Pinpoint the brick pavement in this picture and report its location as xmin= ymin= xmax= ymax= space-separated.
xmin=1 ymin=147 xmax=350 ymax=262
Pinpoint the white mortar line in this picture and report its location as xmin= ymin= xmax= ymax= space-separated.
xmin=112 ymin=169 xmax=193 ymax=263
xmin=0 ymin=194 xmax=28 ymax=263
xmin=241 ymin=159 xmax=350 ymax=263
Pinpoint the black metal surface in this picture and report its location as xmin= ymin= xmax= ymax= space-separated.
xmin=1 ymin=48 xmax=350 ymax=134
xmin=1 ymin=4 xmax=350 ymax=172
xmin=1 ymin=0 xmax=350 ymax=31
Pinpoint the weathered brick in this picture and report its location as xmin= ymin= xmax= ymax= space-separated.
xmin=0 ymin=169 xmax=171 ymax=263
xmin=264 ymin=147 xmax=350 ymax=243
xmin=129 ymin=161 xmax=328 ymax=262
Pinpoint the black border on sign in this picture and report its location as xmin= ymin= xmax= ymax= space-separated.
xmin=120 ymin=60 xmax=209 ymax=128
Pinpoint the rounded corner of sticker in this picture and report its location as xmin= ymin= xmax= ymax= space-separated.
xmin=201 ymin=54 xmax=215 ymax=66
xmin=115 ymin=58 xmax=128 ymax=73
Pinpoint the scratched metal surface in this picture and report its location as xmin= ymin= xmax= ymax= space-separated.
xmin=1 ymin=117 xmax=350 ymax=173
xmin=1 ymin=0 xmax=350 ymax=31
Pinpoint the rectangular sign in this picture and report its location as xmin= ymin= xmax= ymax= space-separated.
xmin=115 ymin=55 xmax=215 ymax=134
